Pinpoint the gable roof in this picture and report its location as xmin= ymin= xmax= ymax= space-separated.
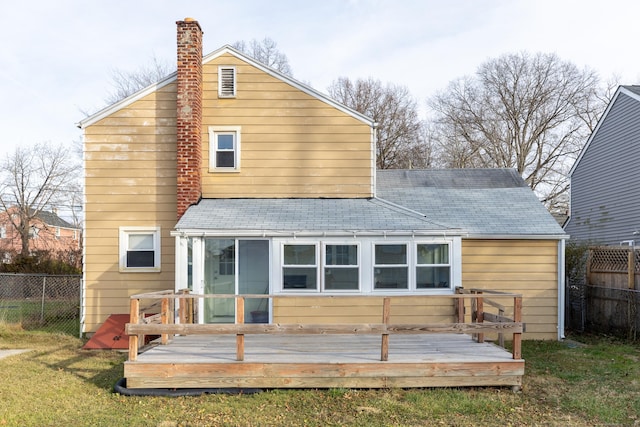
xmin=31 ymin=209 xmax=76 ymax=229
xmin=77 ymin=45 xmax=374 ymax=129
xmin=569 ymin=85 xmax=640 ymax=177
xmin=376 ymin=169 xmax=566 ymax=237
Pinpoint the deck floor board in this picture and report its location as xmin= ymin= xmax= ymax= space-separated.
xmin=134 ymin=333 xmax=516 ymax=363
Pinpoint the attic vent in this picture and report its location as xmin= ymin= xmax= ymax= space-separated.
xmin=219 ymin=66 xmax=236 ymax=98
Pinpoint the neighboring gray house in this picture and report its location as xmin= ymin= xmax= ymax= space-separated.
xmin=564 ymin=85 xmax=640 ymax=245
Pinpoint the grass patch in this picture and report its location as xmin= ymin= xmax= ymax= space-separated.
xmin=0 ymin=299 xmax=79 ymax=336
xmin=1 ymin=328 xmax=639 ymax=426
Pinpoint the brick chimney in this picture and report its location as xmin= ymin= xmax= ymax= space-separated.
xmin=176 ymin=18 xmax=203 ymax=219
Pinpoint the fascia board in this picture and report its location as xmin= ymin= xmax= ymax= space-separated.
xmin=76 ymin=73 xmax=177 ymax=129
xmin=77 ymin=45 xmax=375 ymax=130
xmin=204 ymin=45 xmax=375 ymax=127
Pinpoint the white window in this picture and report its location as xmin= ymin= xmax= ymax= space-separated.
xmin=119 ymin=226 xmax=161 ymax=272
xmin=55 ymin=227 xmax=61 ymax=239
xmin=0 ymin=227 xmax=5 ymax=239
xmin=282 ymin=244 xmax=318 ymax=290
xmin=324 ymin=244 xmax=359 ymax=290
xmin=416 ymin=243 xmax=451 ymax=289
xmin=218 ymin=66 xmax=236 ymax=98
xmin=209 ymin=126 xmax=241 ymax=171
xmin=29 ymin=226 xmax=40 ymax=240
xmin=373 ymin=244 xmax=408 ymax=289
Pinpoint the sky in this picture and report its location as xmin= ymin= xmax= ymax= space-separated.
xmin=1 ymin=0 xmax=640 ymax=158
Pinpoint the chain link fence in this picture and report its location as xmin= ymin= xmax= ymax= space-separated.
xmin=0 ymin=273 xmax=81 ymax=336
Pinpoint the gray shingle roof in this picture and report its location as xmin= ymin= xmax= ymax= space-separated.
xmin=176 ymin=198 xmax=452 ymax=233
xmin=377 ymin=169 xmax=566 ymax=236
xmin=29 ymin=209 xmax=75 ymax=229
xmin=176 ymin=169 xmax=566 ymax=238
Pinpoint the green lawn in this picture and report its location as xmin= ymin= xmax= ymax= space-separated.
xmin=0 ymin=300 xmax=79 ymax=336
xmin=0 ymin=325 xmax=639 ymax=426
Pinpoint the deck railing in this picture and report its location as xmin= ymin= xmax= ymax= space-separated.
xmin=125 ymin=290 xmax=523 ymax=363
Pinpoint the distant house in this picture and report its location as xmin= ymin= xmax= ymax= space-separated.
xmin=78 ymin=18 xmax=567 ymax=340
xmin=0 ymin=206 xmax=80 ymax=261
xmin=564 ymin=86 xmax=640 ymax=246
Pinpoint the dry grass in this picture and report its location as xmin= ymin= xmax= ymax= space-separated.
xmin=1 ymin=325 xmax=639 ymax=426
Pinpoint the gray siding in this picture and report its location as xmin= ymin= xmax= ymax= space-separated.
xmin=565 ymin=91 xmax=640 ymax=245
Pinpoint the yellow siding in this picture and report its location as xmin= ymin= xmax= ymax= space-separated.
xmin=83 ymin=83 xmax=178 ymax=332
xmin=272 ymin=240 xmax=560 ymax=340
xmin=273 ymin=296 xmax=452 ymax=324
xmin=462 ymin=240 xmax=559 ymax=340
xmin=83 ymin=53 xmax=375 ymax=332
xmin=200 ymin=53 xmax=374 ymax=198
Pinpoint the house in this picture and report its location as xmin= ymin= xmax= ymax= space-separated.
xmin=78 ymin=18 xmax=566 ymax=344
xmin=0 ymin=206 xmax=80 ymax=262
xmin=564 ymin=86 xmax=640 ymax=246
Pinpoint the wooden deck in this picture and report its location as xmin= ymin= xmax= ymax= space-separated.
xmin=123 ymin=291 xmax=525 ymax=390
xmin=124 ymin=333 xmax=523 ymax=389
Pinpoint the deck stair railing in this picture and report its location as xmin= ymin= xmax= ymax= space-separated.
xmin=125 ymin=290 xmax=523 ymax=363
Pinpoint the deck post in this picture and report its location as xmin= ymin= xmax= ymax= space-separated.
xmin=178 ymin=289 xmax=191 ymax=324
xmin=628 ymin=247 xmax=635 ymax=290
xmin=513 ymin=296 xmax=522 ymax=359
xmin=129 ymin=298 xmax=140 ymax=362
xmin=381 ymin=297 xmax=390 ymax=361
xmin=498 ymin=307 xmax=505 ymax=348
xmin=236 ymin=297 xmax=245 ymax=361
xmin=476 ymin=292 xmax=484 ymax=343
xmin=161 ymin=297 xmax=169 ymax=345
xmin=455 ymin=290 xmax=465 ymax=323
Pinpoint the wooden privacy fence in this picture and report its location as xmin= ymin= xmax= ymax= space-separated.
xmin=579 ymin=246 xmax=640 ymax=339
xmin=588 ymin=246 xmax=640 ymax=290
xmin=125 ymin=289 xmax=523 ymax=363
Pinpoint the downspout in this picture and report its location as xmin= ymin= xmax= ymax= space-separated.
xmin=558 ymin=238 xmax=566 ymax=340
xmin=371 ymin=122 xmax=378 ymax=197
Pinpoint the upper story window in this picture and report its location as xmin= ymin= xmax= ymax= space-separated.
xmin=119 ymin=226 xmax=161 ymax=272
xmin=209 ymin=126 xmax=241 ymax=171
xmin=218 ymin=66 xmax=236 ymax=98
xmin=29 ymin=226 xmax=40 ymax=240
xmin=0 ymin=227 xmax=5 ymax=239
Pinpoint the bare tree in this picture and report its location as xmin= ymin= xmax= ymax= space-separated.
xmin=428 ymin=52 xmax=610 ymax=211
xmin=102 ymin=38 xmax=292 ymax=106
xmin=0 ymin=143 xmax=81 ymax=257
xmin=105 ymin=56 xmax=173 ymax=104
xmin=232 ymin=38 xmax=293 ymax=76
xmin=328 ymin=77 xmax=426 ymax=169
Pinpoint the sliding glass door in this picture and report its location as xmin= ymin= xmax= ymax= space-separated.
xmin=195 ymin=239 xmax=270 ymax=323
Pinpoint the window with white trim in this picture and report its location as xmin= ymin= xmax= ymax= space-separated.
xmin=324 ymin=244 xmax=359 ymax=290
xmin=373 ymin=244 xmax=408 ymax=289
xmin=119 ymin=227 xmax=161 ymax=272
xmin=218 ymin=66 xmax=236 ymax=98
xmin=416 ymin=243 xmax=450 ymax=288
xmin=209 ymin=126 xmax=241 ymax=171
xmin=29 ymin=226 xmax=40 ymax=240
xmin=282 ymin=244 xmax=317 ymax=290
xmin=0 ymin=227 xmax=5 ymax=239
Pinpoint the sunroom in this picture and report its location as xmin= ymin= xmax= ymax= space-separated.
xmin=171 ymin=198 xmax=462 ymax=324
